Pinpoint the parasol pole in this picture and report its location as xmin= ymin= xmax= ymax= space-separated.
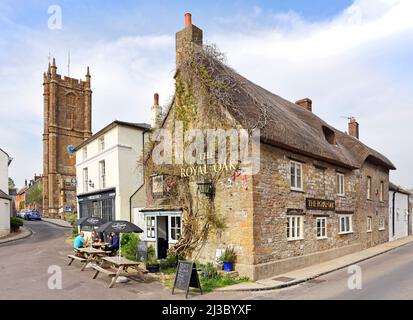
xmin=119 ymin=233 xmax=122 ymax=259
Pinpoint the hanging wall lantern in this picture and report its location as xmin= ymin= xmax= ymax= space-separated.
xmin=197 ymin=178 xmax=214 ymax=199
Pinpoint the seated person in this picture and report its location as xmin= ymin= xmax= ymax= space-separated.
xmin=91 ymin=230 xmax=101 ymax=243
xmin=73 ymin=232 xmax=89 ymax=250
xmin=107 ymin=232 xmax=120 ymax=253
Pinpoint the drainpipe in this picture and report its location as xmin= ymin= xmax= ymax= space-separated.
xmin=129 ymin=129 xmax=149 ymax=223
xmin=392 ymin=191 xmax=396 ymax=238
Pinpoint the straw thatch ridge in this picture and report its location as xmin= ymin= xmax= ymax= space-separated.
xmin=186 ymin=50 xmax=395 ymax=170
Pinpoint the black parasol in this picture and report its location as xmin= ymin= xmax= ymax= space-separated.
xmin=73 ymin=216 xmax=106 ymax=227
xmin=95 ymin=220 xmax=143 ymax=234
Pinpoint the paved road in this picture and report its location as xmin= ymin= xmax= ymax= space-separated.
xmin=0 ymin=221 xmax=172 ymax=299
xmin=241 ymin=242 xmax=413 ymax=300
xmin=0 ymin=221 xmax=244 ymax=300
xmin=2 ymin=221 xmax=412 ymax=299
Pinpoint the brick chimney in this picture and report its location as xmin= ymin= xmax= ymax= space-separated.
xmin=348 ymin=117 xmax=359 ymax=139
xmin=151 ymin=93 xmax=163 ymax=129
xmin=176 ymin=12 xmax=203 ymax=67
xmin=295 ymin=98 xmax=312 ymax=112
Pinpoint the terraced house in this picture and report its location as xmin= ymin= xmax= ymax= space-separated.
xmin=134 ymin=14 xmax=395 ymax=280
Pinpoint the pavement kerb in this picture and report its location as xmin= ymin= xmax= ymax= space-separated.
xmin=219 ymin=238 xmax=413 ymax=292
xmin=0 ymin=226 xmax=33 ymax=245
xmin=42 ymin=219 xmax=72 ymax=229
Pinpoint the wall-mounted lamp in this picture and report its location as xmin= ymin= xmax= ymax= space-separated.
xmin=197 ymin=178 xmax=214 ymax=199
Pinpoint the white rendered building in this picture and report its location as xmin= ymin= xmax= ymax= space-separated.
xmin=0 ymin=148 xmax=12 ymax=237
xmin=75 ymin=121 xmax=149 ymax=223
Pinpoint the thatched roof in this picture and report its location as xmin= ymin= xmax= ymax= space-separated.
xmin=185 ymin=50 xmax=395 ymax=170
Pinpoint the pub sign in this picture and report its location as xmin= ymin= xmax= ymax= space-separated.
xmin=306 ymin=198 xmax=335 ymax=211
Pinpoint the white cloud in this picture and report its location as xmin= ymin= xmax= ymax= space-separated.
xmin=209 ymin=0 xmax=413 ymax=186
xmin=1 ymin=0 xmax=412 ymax=188
xmin=0 ymin=30 xmax=175 ymax=188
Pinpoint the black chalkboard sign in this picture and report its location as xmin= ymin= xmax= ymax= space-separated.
xmin=172 ymin=261 xmax=202 ymax=298
xmin=136 ymin=241 xmax=147 ymax=261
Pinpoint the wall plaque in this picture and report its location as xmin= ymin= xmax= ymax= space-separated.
xmin=306 ymin=198 xmax=335 ymax=211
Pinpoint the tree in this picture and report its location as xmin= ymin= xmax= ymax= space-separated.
xmin=8 ymin=177 xmax=15 ymax=189
xmin=26 ymin=185 xmax=43 ymax=208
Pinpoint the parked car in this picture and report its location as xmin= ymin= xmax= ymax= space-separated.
xmin=25 ymin=210 xmax=42 ymax=221
xmin=17 ymin=210 xmax=31 ymax=219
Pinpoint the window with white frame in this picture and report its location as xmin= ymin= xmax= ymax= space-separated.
xmin=82 ymin=167 xmax=88 ymax=193
xmin=316 ymin=217 xmax=327 ymax=239
xmin=337 ymin=173 xmax=345 ymax=196
xmin=99 ymin=160 xmax=106 ymax=189
xmin=290 ymin=161 xmax=303 ymax=191
xmin=99 ymin=136 xmax=105 ymax=152
xmin=146 ymin=216 xmax=156 ymax=239
xmin=339 ymin=214 xmax=353 ymax=234
xmin=367 ymin=176 xmax=372 ymax=200
xmin=379 ymin=181 xmax=384 ymax=202
xmin=287 ymin=216 xmax=303 ymax=240
xmin=83 ymin=147 xmax=88 ymax=161
xmin=379 ymin=216 xmax=385 ymax=230
xmin=367 ymin=216 xmax=372 ymax=232
xmin=169 ymin=215 xmax=182 ymax=242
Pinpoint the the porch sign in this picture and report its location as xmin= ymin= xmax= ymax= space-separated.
xmin=172 ymin=261 xmax=202 ymax=299
xmin=306 ymin=198 xmax=335 ymax=211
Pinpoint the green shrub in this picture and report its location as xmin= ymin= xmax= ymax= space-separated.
xmin=202 ymin=262 xmax=218 ymax=279
xmin=65 ymin=212 xmax=77 ymax=224
xmin=121 ymin=233 xmax=140 ymax=260
xmin=160 ymin=252 xmax=184 ymax=270
xmin=200 ymin=274 xmax=249 ymax=293
xmin=147 ymin=245 xmax=156 ymax=259
xmin=10 ymin=217 xmax=23 ymax=232
xmin=218 ymin=247 xmax=237 ymax=263
xmin=146 ymin=257 xmax=160 ymax=267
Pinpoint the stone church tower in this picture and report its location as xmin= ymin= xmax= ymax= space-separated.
xmin=42 ymin=58 xmax=92 ymax=218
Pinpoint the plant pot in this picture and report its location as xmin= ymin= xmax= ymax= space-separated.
xmin=223 ymin=262 xmax=234 ymax=272
xmin=146 ymin=264 xmax=160 ymax=273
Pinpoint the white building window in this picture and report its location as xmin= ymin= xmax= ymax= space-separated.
xmin=337 ymin=173 xmax=345 ymax=196
xmin=99 ymin=136 xmax=105 ymax=152
xmin=379 ymin=216 xmax=385 ymax=230
xmin=169 ymin=215 xmax=182 ymax=243
xmin=82 ymin=167 xmax=88 ymax=193
xmin=146 ymin=216 xmax=156 ymax=239
xmin=287 ymin=216 xmax=303 ymax=240
xmin=290 ymin=161 xmax=303 ymax=191
xmin=339 ymin=214 xmax=353 ymax=234
xmin=379 ymin=181 xmax=384 ymax=202
xmin=99 ymin=160 xmax=106 ymax=189
xmin=367 ymin=216 xmax=372 ymax=232
xmin=83 ymin=147 xmax=88 ymax=161
xmin=367 ymin=176 xmax=372 ymax=200
xmin=316 ymin=217 xmax=327 ymax=239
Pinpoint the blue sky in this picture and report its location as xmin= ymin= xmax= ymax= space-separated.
xmin=0 ymin=0 xmax=412 ymax=189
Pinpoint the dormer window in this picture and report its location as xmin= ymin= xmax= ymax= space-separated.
xmin=322 ymin=126 xmax=336 ymax=145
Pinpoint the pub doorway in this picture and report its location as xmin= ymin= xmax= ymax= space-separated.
xmin=157 ymin=216 xmax=169 ymax=259
xmin=143 ymin=211 xmax=182 ymax=259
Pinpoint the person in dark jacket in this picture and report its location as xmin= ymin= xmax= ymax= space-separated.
xmin=107 ymin=232 xmax=120 ymax=253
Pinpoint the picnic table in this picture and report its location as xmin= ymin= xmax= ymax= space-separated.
xmin=91 ymin=242 xmax=109 ymax=249
xmin=76 ymin=247 xmax=108 ymax=271
xmin=92 ymin=256 xmax=140 ymax=288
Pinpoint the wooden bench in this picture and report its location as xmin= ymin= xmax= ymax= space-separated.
xmin=91 ymin=265 xmax=119 ymax=288
xmin=67 ymin=254 xmax=86 ymax=266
